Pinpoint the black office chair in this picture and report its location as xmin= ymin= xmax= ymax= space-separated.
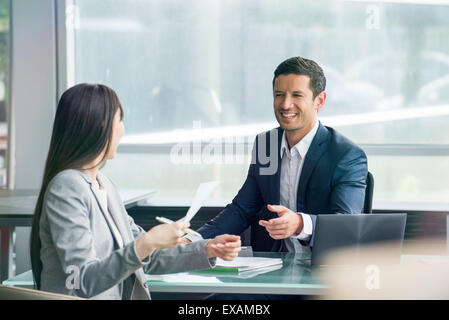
xmin=363 ymin=171 xmax=374 ymax=214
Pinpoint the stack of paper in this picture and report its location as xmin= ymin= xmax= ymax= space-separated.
xmin=194 ymin=257 xmax=283 ymax=274
xmin=146 ymin=273 xmax=222 ymax=283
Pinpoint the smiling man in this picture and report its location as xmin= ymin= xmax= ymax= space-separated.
xmin=190 ymin=56 xmax=368 ymax=257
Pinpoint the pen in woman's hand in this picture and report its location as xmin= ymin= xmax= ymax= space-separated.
xmin=155 ymin=216 xmax=202 ymax=238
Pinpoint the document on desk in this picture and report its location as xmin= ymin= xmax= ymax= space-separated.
xmin=182 ymin=181 xmax=220 ymax=222
xmin=192 ymin=263 xmax=283 ymax=279
xmin=146 ymin=273 xmax=222 ymax=283
xmin=194 ymin=257 xmax=283 ymax=274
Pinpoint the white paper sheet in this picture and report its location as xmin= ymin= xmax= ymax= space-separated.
xmin=182 ymin=181 xmax=220 ymax=222
xmin=215 ymin=257 xmax=283 ymax=271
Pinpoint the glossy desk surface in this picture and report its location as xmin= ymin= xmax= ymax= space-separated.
xmin=4 ymin=253 xmax=449 ymax=296
xmin=3 ymin=252 xmax=327 ymax=295
xmin=146 ymin=252 xmax=325 ymax=295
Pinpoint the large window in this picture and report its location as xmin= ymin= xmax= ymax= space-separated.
xmin=65 ymin=0 xmax=449 ymax=205
xmin=0 ymin=0 xmax=9 ymax=188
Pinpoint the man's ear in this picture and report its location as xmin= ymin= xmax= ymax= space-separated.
xmin=314 ymin=91 xmax=326 ymax=111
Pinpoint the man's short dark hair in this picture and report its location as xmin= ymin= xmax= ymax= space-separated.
xmin=272 ymin=56 xmax=326 ymax=98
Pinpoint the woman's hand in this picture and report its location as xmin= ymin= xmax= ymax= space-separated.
xmin=206 ymin=234 xmax=241 ymax=261
xmin=136 ymin=221 xmax=190 ymax=260
xmin=147 ymin=221 xmax=190 ymax=248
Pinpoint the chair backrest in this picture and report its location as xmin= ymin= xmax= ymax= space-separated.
xmin=363 ymin=171 xmax=374 ymax=214
xmin=0 ymin=284 xmax=84 ymax=300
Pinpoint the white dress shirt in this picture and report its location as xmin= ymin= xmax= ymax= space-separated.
xmin=185 ymin=120 xmax=320 ymax=249
xmin=279 ymin=120 xmax=319 ymax=253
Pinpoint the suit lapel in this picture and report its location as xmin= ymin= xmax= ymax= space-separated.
xmin=107 ymin=193 xmax=133 ymax=244
xmin=273 ymin=127 xmax=283 ymax=205
xmin=97 ymin=173 xmax=132 ymax=244
xmin=269 ymin=128 xmax=283 ymax=251
xmin=134 ymin=269 xmax=149 ymax=297
xmin=79 ymin=171 xmax=149 ymax=296
xmin=89 ymin=182 xmax=126 ymax=248
xmin=97 ymin=174 xmax=149 ymax=295
xmin=296 ymin=123 xmax=330 ymax=211
xmin=258 ymin=128 xmax=282 ymax=223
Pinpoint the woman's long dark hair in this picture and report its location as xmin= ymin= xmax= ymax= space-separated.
xmin=30 ymin=83 xmax=123 ymax=289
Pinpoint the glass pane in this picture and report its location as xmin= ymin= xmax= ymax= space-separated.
xmin=101 ymin=152 xmax=449 ymax=205
xmin=71 ymin=0 xmax=449 ymax=204
xmin=101 ymin=151 xmax=251 ymax=199
xmin=369 ymin=155 xmax=449 ymax=203
xmin=0 ymin=0 xmax=9 ymax=188
xmin=72 ymin=0 xmax=449 ymax=145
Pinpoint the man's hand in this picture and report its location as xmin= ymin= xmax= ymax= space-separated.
xmin=258 ymin=204 xmax=303 ymax=239
xmin=206 ymin=234 xmax=241 ymax=261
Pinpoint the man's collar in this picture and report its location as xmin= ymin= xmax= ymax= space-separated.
xmin=280 ymin=120 xmax=320 ymax=159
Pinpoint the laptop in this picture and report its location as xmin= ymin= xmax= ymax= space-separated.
xmin=307 ymin=213 xmax=407 ymax=267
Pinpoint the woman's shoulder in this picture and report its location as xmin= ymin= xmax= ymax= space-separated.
xmin=47 ymin=169 xmax=91 ymax=193
xmin=42 ymin=170 xmax=94 ymax=220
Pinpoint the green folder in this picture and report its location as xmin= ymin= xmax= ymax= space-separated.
xmin=192 ymin=267 xmax=241 ymax=275
xmin=191 ymin=257 xmax=283 ymax=275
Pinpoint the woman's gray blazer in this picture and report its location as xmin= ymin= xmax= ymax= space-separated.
xmin=39 ymin=169 xmax=214 ymax=299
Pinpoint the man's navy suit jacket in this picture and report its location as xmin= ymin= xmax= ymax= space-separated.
xmin=197 ymin=122 xmax=368 ymax=252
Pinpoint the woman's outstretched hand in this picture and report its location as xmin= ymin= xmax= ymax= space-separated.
xmin=136 ymin=221 xmax=190 ymax=260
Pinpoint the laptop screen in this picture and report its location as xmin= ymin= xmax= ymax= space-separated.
xmin=311 ymin=213 xmax=407 ymax=266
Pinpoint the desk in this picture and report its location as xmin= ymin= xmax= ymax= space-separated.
xmin=0 ymin=189 xmax=36 ymax=282
xmin=147 ymin=252 xmax=325 ymax=295
xmin=2 ymin=252 xmax=327 ymax=296
xmin=2 ymin=192 xmax=449 ymax=282
xmin=0 ymin=189 xmax=154 ymax=282
xmin=5 ymin=253 xmax=449 ymax=298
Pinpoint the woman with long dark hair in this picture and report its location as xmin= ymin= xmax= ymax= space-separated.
xmin=30 ymin=83 xmax=241 ymax=299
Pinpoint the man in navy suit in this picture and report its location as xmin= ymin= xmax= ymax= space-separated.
xmin=189 ymin=56 xmax=367 ymax=255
